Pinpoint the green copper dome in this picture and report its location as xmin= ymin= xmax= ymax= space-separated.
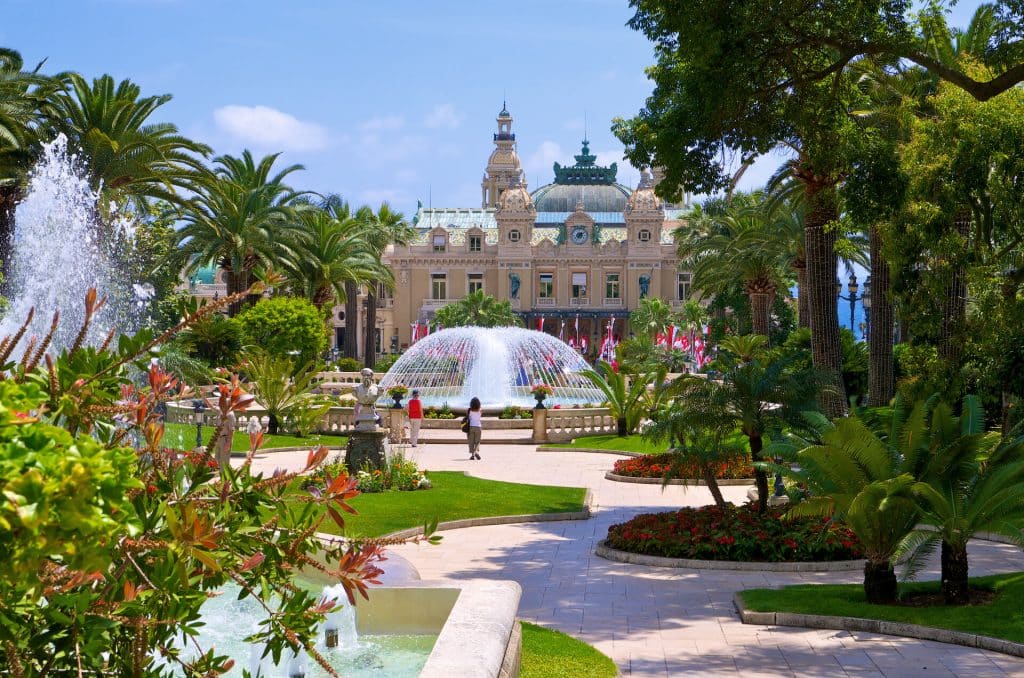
xmin=530 ymin=139 xmax=631 ymax=213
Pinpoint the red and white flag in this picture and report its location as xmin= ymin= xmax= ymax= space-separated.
xmin=580 ymin=336 xmax=589 ymax=353
xmin=410 ymin=323 xmax=420 ymax=343
xmin=559 ymin=321 xmax=566 ymax=342
xmin=537 ymin=315 xmax=545 ymax=332
xmin=574 ymin=314 xmax=580 ymax=344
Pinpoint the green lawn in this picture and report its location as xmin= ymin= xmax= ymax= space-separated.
xmin=520 ymin=622 xmax=618 ymax=678
xmin=164 ymin=422 xmax=346 ymax=452
xmin=740 ymin=572 xmax=1024 ymax=644
xmin=547 ymin=429 xmax=747 ymax=455
xmin=312 ymin=471 xmax=586 ymax=538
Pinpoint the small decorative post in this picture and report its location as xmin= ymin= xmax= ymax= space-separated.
xmin=192 ymin=398 xmax=205 ymax=448
xmin=532 ymin=406 xmax=548 ymax=444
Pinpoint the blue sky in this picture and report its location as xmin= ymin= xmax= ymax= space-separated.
xmin=3 ymin=0 xmax=988 ymax=218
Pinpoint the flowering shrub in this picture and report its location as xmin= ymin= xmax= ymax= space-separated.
xmin=354 ymin=453 xmax=430 ymax=493
xmin=423 ymin=404 xmax=456 ymax=419
xmin=498 ymin=406 xmax=533 ymax=420
xmin=386 ymin=384 xmax=409 ymax=398
xmin=612 ymin=452 xmax=752 ymax=480
xmin=606 ymin=504 xmax=863 ymax=562
xmin=530 ymin=383 xmax=553 ymax=397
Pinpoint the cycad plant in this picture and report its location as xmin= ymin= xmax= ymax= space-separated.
xmin=582 ymin=361 xmax=655 ymax=436
xmin=776 ymin=412 xmax=925 ymax=604
xmin=240 ymin=350 xmax=331 ymax=435
xmin=898 ymin=396 xmax=1024 ymax=604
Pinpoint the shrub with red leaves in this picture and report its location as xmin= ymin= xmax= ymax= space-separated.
xmin=612 ymin=452 xmax=752 ymax=480
xmin=606 ymin=504 xmax=863 ymax=562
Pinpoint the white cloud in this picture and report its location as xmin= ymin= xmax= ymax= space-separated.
xmin=213 ymin=105 xmax=329 ymax=152
xmin=359 ymin=115 xmax=405 ymax=132
xmin=423 ymin=103 xmax=464 ymax=130
xmin=525 ymin=140 xmax=565 ymax=184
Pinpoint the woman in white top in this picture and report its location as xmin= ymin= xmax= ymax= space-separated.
xmin=466 ymin=396 xmax=483 ymax=460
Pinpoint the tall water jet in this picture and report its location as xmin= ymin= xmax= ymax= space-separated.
xmin=377 ymin=327 xmax=606 ymax=410
xmin=0 ymin=135 xmax=137 ymax=351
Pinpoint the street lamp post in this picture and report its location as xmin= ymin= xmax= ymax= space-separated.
xmin=861 ymin=277 xmax=872 ymax=340
xmin=836 ymin=274 xmax=860 ymax=336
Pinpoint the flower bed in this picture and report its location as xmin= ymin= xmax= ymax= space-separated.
xmin=612 ymin=452 xmax=752 ymax=480
xmin=606 ymin=505 xmax=863 ymax=562
xmin=307 ymin=451 xmax=431 ymax=493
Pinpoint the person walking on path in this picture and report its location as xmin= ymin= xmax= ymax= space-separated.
xmin=407 ymin=389 xmax=423 ymax=447
xmin=466 ymin=396 xmax=483 ymax=460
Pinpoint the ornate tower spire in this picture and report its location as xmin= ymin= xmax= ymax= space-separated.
xmin=481 ymin=104 xmax=524 ymax=208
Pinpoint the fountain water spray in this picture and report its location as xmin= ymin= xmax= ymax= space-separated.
xmin=376 ymin=327 xmax=605 ymax=410
xmin=0 ymin=134 xmax=141 ymax=352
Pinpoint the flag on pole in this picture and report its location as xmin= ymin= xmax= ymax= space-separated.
xmin=559 ymin=320 xmax=565 ymax=342
xmin=422 ymin=322 xmax=430 ymax=337
xmin=537 ymin=315 xmax=545 ymax=332
xmin=580 ymin=336 xmax=589 ymax=353
xmin=410 ymin=323 xmax=419 ymax=343
xmin=574 ymin=314 xmax=580 ymax=345
xmin=667 ymin=324 xmax=676 ymax=348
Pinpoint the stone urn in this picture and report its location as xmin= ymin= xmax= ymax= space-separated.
xmin=391 ymin=394 xmax=404 ymax=409
xmin=533 ymin=393 xmax=547 ymax=409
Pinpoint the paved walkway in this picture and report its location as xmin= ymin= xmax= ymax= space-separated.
xmin=246 ymin=441 xmax=1024 ymax=677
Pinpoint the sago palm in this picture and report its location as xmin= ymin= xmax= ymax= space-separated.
xmin=582 ymin=361 xmax=654 ymax=436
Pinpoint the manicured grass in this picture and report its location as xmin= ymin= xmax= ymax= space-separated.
xmin=740 ymin=572 xmax=1024 ymax=644
xmin=520 ymin=622 xmax=618 ymax=678
xmin=164 ymin=422 xmax=347 ymax=452
xmin=547 ymin=429 xmax=747 ymax=455
xmin=313 ymin=471 xmax=586 ymax=538
xmin=546 ymin=434 xmax=670 ymax=454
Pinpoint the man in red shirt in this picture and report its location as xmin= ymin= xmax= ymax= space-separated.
xmin=407 ymin=390 xmax=423 ymax=446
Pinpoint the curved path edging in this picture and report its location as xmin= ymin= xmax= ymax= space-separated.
xmin=384 ymin=486 xmax=593 ymax=540
xmin=535 ymin=446 xmax=642 ymax=456
xmin=733 ymin=591 xmax=1024 ymax=658
xmin=595 ymin=539 xmax=865 ymax=572
xmin=604 ymin=471 xmax=753 ymax=486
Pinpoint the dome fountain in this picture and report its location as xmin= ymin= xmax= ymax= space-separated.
xmin=376 ymin=327 xmax=605 ymax=410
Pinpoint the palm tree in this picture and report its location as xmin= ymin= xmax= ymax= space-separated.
xmin=43 ymin=73 xmax=209 ymax=213
xmin=281 ymin=205 xmax=383 ymax=310
xmin=0 ymin=48 xmax=61 ymax=282
xmin=434 ymin=290 xmax=522 ymax=328
xmin=673 ymin=336 xmax=821 ymax=513
xmin=629 ymin=297 xmax=675 ymax=337
xmin=358 ymin=202 xmax=414 ymax=368
xmin=677 ymin=194 xmax=789 ymax=340
xmin=169 ymin=151 xmax=304 ymax=316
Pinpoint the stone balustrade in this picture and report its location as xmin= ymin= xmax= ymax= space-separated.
xmin=165 ymin=402 xmax=360 ymax=435
xmin=543 ymin=407 xmax=617 ymax=442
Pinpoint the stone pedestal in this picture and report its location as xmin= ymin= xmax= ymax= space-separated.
xmin=346 ymin=430 xmax=388 ymax=472
xmin=531 ymin=407 xmax=548 ymax=444
xmin=388 ymin=409 xmax=405 ymax=444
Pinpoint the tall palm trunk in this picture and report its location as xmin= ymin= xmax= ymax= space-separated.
xmin=364 ymin=290 xmax=377 ymax=369
xmin=938 ymin=210 xmax=971 ymax=393
xmin=941 ymin=540 xmax=970 ymax=605
xmin=867 ymin=225 xmax=895 ymax=406
xmin=225 ymin=267 xmax=250 ymax=317
xmin=793 ymin=258 xmax=809 ymax=328
xmin=343 ymin=281 xmax=359 ymax=359
xmin=803 ymin=181 xmax=848 ymax=417
xmin=748 ymin=290 xmax=773 ymax=340
xmin=864 ymin=559 xmax=898 ymax=604
xmin=749 ymin=432 xmax=769 ymax=513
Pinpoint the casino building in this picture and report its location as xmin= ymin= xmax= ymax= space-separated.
xmin=379 ymin=105 xmax=694 ymax=356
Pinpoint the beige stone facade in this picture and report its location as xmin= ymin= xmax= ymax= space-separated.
xmin=381 ymin=107 xmax=693 ymax=356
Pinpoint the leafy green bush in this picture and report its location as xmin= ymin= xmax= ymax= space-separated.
xmin=334 ymin=357 xmax=362 ymax=372
xmin=237 ymin=296 xmax=329 ymax=366
xmin=499 ymin=405 xmax=533 ymax=419
xmin=373 ymin=353 xmax=400 ymax=372
xmin=354 ymin=453 xmax=431 ymax=492
xmin=177 ymin=313 xmax=243 ymax=366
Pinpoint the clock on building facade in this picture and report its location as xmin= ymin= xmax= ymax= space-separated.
xmin=570 ymin=225 xmax=589 ymax=245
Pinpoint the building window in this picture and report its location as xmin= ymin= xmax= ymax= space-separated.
xmin=572 ymin=272 xmax=588 ymax=299
xmin=638 ymin=229 xmax=652 ymax=242
xmin=605 ymin=272 xmax=620 ymax=299
xmin=432 ymin=234 xmax=446 ymax=252
xmin=469 ymin=234 xmax=482 ymax=252
xmin=431 ymin=273 xmax=447 ymax=300
xmin=468 ymin=273 xmax=484 ymax=295
xmin=508 ymin=229 xmax=521 ymax=242
xmin=677 ymin=272 xmax=692 ymax=300
xmin=538 ymin=272 xmax=554 ymax=298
